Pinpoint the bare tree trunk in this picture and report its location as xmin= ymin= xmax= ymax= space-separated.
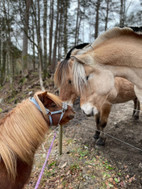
xmin=75 ymin=0 xmax=80 ymax=45
xmin=2 ymin=0 xmax=12 ymax=85
xmin=22 ymin=0 xmax=32 ymax=76
xmin=63 ymin=0 xmax=69 ymax=55
xmin=32 ymin=13 xmax=36 ymax=71
xmin=52 ymin=0 xmax=59 ymax=72
xmin=120 ymin=0 xmax=125 ymax=27
xmin=0 ymin=28 xmax=4 ymax=85
xmin=105 ymin=0 xmax=110 ymax=31
xmin=37 ymin=0 xmax=44 ymax=91
xmin=38 ymin=44 xmax=45 ymax=91
xmin=43 ymin=0 xmax=48 ymax=78
xmin=31 ymin=0 xmax=44 ymax=90
xmin=49 ymin=0 xmax=54 ymax=66
xmin=0 ymin=1 xmax=3 ymax=84
xmin=57 ymin=1 xmax=63 ymax=61
xmin=95 ymin=0 xmax=101 ymax=38
xmin=7 ymin=0 xmax=12 ymax=85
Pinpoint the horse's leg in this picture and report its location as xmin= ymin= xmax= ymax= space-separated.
xmin=94 ymin=112 xmax=101 ymax=140
xmin=132 ymin=98 xmax=140 ymax=120
xmin=134 ymin=86 xmax=142 ymax=106
xmin=96 ymin=103 xmax=112 ymax=146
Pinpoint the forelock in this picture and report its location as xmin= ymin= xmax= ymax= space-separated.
xmin=73 ymin=61 xmax=87 ymax=94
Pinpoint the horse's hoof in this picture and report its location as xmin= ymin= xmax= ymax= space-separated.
xmin=93 ymin=131 xmax=100 ymax=139
xmin=133 ymin=115 xmax=139 ymax=120
xmin=96 ymin=137 xmax=105 ymax=146
xmin=132 ymin=112 xmax=139 ymax=120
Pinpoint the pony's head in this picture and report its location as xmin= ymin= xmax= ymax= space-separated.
xmin=34 ymin=91 xmax=75 ymax=125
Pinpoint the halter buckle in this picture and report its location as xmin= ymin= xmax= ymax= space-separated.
xmin=62 ymin=102 xmax=68 ymax=111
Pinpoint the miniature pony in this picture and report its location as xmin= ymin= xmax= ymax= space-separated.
xmin=0 ymin=91 xmax=74 ymax=189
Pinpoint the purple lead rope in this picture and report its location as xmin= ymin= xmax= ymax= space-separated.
xmin=34 ymin=132 xmax=57 ymax=189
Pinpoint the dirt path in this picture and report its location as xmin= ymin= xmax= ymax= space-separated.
xmin=63 ymin=99 xmax=142 ymax=188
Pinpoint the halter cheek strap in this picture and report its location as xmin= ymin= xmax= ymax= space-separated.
xmin=29 ymin=97 xmax=68 ymax=126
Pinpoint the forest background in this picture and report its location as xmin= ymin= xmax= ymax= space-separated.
xmin=0 ymin=0 xmax=142 ymax=90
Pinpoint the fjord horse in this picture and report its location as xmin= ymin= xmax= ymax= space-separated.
xmin=0 ymin=91 xmax=74 ymax=189
xmin=71 ymin=27 xmax=142 ymax=104
xmin=54 ymin=43 xmax=140 ymax=145
xmin=79 ymin=74 xmax=140 ymax=145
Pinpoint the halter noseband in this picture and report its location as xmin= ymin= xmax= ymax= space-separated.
xmin=30 ymin=97 xmax=68 ymax=126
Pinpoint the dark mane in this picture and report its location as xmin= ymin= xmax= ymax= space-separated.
xmin=65 ymin=43 xmax=89 ymax=60
xmin=130 ymin=26 xmax=142 ymax=33
xmin=54 ymin=43 xmax=89 ymax=86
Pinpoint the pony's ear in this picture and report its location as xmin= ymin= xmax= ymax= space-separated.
xmin=71 ymin=54 xmax=95 ymax=66
xmin=37 ymin=91 xmax=48 ymax=101
xmin=35 ymin=91 xmax=50 ymax=106
xmin=34 ymin=91 xmax=49 ymax=115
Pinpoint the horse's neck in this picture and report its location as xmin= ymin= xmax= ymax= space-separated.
xmin=104 ymin=65 xmax=131 ymax=77
xmin=101 ymin=64 xmax=142 ymax=88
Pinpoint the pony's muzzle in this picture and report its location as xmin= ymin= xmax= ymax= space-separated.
xmin=68 ymin=114 xmax=75 ymax=119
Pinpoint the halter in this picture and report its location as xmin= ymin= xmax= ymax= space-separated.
xmin=30 ymin=97 xmax=68 ymax=126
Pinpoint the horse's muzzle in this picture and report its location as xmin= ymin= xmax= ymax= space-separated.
xmin=68 ymin=114 xmax=75 ymax=119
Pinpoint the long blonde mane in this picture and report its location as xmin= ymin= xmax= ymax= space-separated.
xmin=73 ymin=61 xmax=88 ymax=94
xmin=0 ymin=96 xmax=49 ymax=180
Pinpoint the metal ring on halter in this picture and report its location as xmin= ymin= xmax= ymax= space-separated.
xmin=29 ymin=97 xmax=68 ymax=126
xmin=62 ymin=102 xmax=68 ymax=111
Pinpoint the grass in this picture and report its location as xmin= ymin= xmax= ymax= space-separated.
xmin=69 ymin=163 xmax=80 ymax=172
xmin=24 ymin=132 xmax=125 ymax=189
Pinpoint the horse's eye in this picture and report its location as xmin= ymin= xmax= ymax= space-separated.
xmin=86 ymin=75 xmax=89 ymax=80
xmin=68 ymin=80 xmax=72 ymax=84
xmin=51 ymin=103 xmax=56 ymax=108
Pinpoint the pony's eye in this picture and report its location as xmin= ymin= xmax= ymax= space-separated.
xmin=86 ymin=75 xmax=89 ymax=80
xmin=51 ymin=103 xmax=56 ymax=108
xmin=68 ymin=80 xmax=72 ymax=84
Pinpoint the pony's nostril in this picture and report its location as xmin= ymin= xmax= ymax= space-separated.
xmin=69 ymin=114 xmax=74 ymax=119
